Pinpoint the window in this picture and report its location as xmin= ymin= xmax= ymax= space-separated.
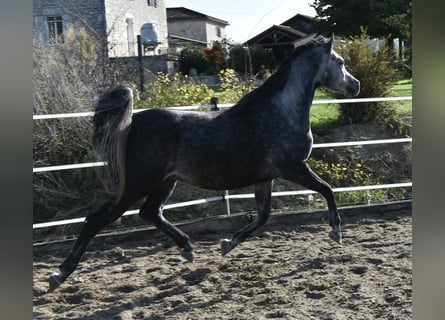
xmin=47 ymin=16 xmax=64 ymax=44
xmin=216 ymin=26 xmax=222 ymax=38
xmin=147 ymin=0 xmax=157 ymax=7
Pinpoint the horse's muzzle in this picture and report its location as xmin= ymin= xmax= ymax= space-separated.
xmin=346 ymin=78 xmax=360 ymax=97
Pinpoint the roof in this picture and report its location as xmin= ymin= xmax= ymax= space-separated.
xmin=246 ymin=13 xmax=314 ymax=46
xmin=281 ymin=14 xmax=314 ymax=27
xmin=166 ymin=7 xmax=229 ymax=26
xmin=246 ymin=25 xmax=308 ymax=46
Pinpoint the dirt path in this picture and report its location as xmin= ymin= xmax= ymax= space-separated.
xmin=33 ymin=205 xmax=411 ymax=320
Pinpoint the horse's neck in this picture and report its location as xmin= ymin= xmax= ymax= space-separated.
xmin=272 ymin=62 xmax=317 ymax=131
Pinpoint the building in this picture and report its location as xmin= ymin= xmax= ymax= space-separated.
xmin=167 ymin=7 xmax=229 ymax=54
xmin=246 ymin=14 xmax=314 ymax=63
xmin=33 ymin=2 xmax=230 ymax=75
xmin=33 ymin=0 xmax=169 ymax=58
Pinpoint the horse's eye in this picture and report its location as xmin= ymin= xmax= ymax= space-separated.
xmin=338 ymin=60 xmax=345 ymax=66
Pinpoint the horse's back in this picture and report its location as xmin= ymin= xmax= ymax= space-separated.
xmin=125 ymin=108 xmax=216 ymax=180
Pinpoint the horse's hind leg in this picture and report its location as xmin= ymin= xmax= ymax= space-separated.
xmin=283 ymin=161 xmax=342 ymax=244
xmin=221 ymin=180 xmax=273 ymax=256
xmin=48 ymin=196 xmax=134 ymax=292
xmin=139 ymin=179 xmax=194 ymax=262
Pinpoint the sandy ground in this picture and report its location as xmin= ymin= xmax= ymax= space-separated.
xmin=33 ymin=206 xmax=411 ymax=320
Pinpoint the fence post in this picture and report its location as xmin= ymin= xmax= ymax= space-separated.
xmin=137 ymin=35 xmax=145 ymax=93
xmin=210 ymin=97 xmax=219 ymax=111
xmin=224 ymin=190 xmax=231 ymax=215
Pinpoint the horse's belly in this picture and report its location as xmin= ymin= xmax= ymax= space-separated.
xmin=171 ymin=163 xmax=278 ymax=190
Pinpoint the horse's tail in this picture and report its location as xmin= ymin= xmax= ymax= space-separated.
xmin=93 ymin=86 xmax=133 ymax=203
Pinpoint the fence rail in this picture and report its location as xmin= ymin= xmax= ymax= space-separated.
xmin=33 ymin=96 xmax=412 ymax=120
xmin=33 ymin=138 xmax=412 ymax=173
xmin=33 ymin=96 xmax=412 ymax=230
xmin=33 ymin=182 xmax=412 ymax=229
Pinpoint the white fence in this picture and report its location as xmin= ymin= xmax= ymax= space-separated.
xmin=33 ymin=96 xmax=412 ymax=229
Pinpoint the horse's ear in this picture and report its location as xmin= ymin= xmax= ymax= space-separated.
xmin=327 ymin=33 xmax=334 ymax=52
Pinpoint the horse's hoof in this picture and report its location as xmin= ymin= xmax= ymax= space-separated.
xmin=47 ymin=272 xmax=63 ymax=293
xmin=221 ymin=239 xmax=233 ymax=256
xmin=329 ymin=230 xmax=343 ymax=244
xmin=181 ymin=250 xmax=194 ymax=263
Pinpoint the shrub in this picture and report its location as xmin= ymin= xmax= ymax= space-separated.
xmin=203 ymin=41 xmax=226 ymax=73
xmin=335 ymin=28 xmax=398 ymax=124
xmin=138 ymin=72 xmax=215 ymax=108
xmin=178 ymin=46 xmax=209 ymax=75
xmin=217 ymin=69 xmax=257 ymax=103
xmin=33 ymin=27 xmax=116 ymax=223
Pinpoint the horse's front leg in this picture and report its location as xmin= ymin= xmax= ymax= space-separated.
xmin=221 ymin=180 xmax=273 ymax=256
xmin=282 ymin=161 xmax=342 ymax=244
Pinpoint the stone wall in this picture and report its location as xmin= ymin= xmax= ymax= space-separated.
xmin=104 ymin=0 xmax=168 ymax=57
xmin=33 ymin=0 xmax=106 ymax=42
xmin=33 ymin=0 xmax=168 ymax=58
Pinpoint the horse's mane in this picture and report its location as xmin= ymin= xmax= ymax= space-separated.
xmin=230 ymin=34 xmax=328 ymax=111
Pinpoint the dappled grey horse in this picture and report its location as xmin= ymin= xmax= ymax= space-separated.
xmin=48 ymin=34 xmax=359 ymax=292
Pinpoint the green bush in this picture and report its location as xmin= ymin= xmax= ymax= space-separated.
xmin=216 ymin=69 xmax=257 ymax=103
xmin=138 ymin=72 xmax=215 ymax=108
xmin=178 ymin=46 xmax=209 ymax=75
xmin=335 ymin=28 xmax=398 ymax=124
xmin=138 ymin=69 xmax=266 ymax=108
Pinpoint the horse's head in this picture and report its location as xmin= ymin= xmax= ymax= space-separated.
xmin=316 ymin=35 xmax=360 ymax=97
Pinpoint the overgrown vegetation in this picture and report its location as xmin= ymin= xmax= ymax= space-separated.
xmin=33 ymin=27 xmax=113 ymax=223
xmin=138 ymin=72 xmax=215 ymax=108
xmin=216 ymin=69 xmax=259 ymax=103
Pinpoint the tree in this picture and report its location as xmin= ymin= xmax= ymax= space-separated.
xmin=311 ymin=0 xmax=411 ymax=40
xmin=227 ymin=45 xmax=277 ymax=75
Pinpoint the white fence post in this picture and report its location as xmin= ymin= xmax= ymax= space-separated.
xmin=224 ymin=190 xmax=231 ymax=216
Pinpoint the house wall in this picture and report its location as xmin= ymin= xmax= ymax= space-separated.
xmin=168 ymin=20 xmax=208 ymax=44
xmin=168 ymin=19 xmax=227 ymax=47
xmin=205 ymin=21 xmax=226 ymax=45
xmin=33 ymin=0 xmax=106 ymax=42
xmin=33 ymin=0 xmax=168 ymax=57
xmin=104 ymin=0 xmax=168 ymax=57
